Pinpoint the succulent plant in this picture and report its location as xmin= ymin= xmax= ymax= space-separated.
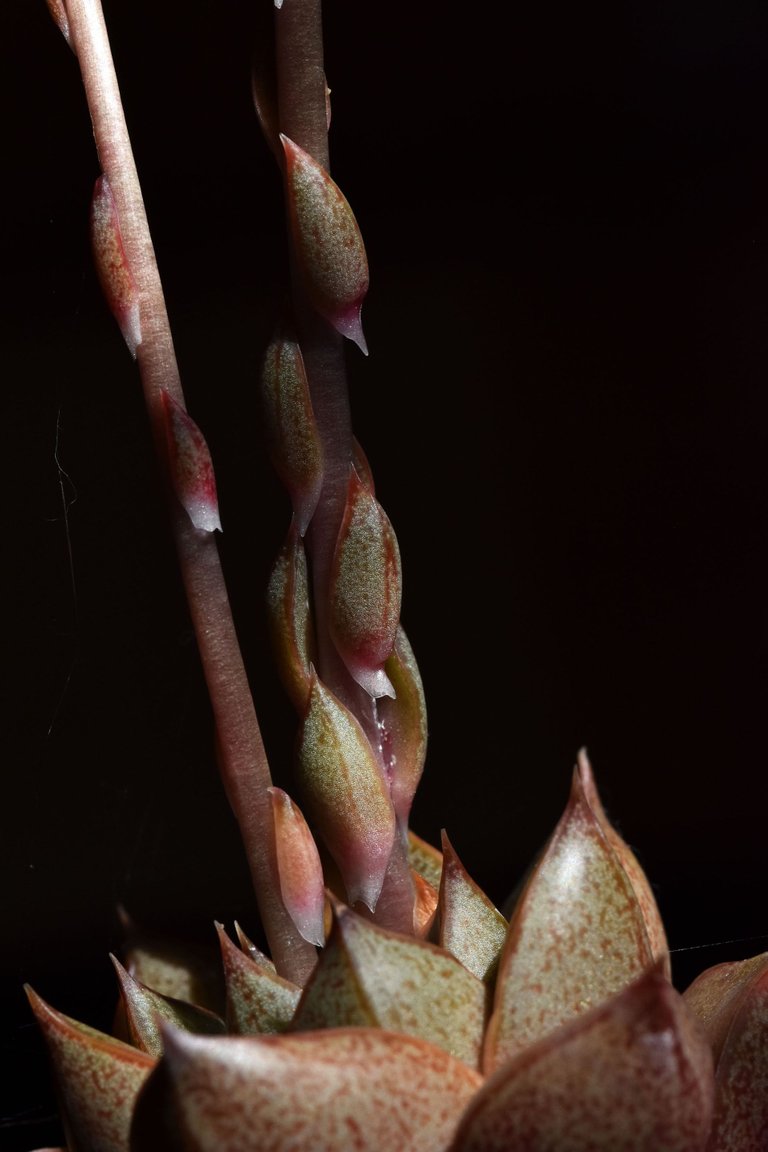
xmin=11 ymin=1 xmax=768 ymax=1150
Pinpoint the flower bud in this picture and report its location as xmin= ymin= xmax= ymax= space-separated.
xmin=280 ymin=134 xmax=369 ymax=353
xmin=159 ymin=389 xmax=221 ymax=533
xmin=296 ymin=672 xmax=396 ymax=911
xmin=269 ymin=787 xmax=326 ymax=947
xmin=90 ymin=175 xmax=141 ymax=357
xmin=329 ymin=467 xmax=402 ymax=699
xmin=260 ymin=333 xmax=324 ymax=536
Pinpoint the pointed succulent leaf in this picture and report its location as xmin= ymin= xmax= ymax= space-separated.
xmin=296 ymin=671 xmax=396 ymax=911
xmin=407 ymin=829 xmax=444 ymax=891
xmin=485 ymin=765 xmax=654 ymax=1070
xmin=111 ymin=956 xmax=225 ymax=1058
xmin=328 ymin=466 xmax=402 ymax=699
xmin=130 ymin=1026 xmax=482 ymax=1152
xmin=45 ymin=0 xmax=72 ymax=47
xmin=90 ymin=174 xmax=141 ymax=356
xmin=450 ymin=965 xmax=714 ymax=1152
xmin=234 ymin=921 xmax=276 ymax=972
xmin=579 ymin=748 xmax=671 ymax=976
xmin=159 ymin=389 xmax=221 ymax=533
xmin=269 ymin=786 xmax=325 ymax=947
xmin=280 ymin=134 xmax=369 ymax=353
xmin=266 ymin=525 xmax=315 ymax=712
xmin=684 ymin=952 xmax=768 ymax=1150
xmin=438 ymin=832 xmax=508 ymax=983
xmin=119 ymin=912 xmax=225 ymax=1014
xmin=351 ymin=434 xmax=375 ymax=493
xmin=26 ymin=986 xmax=155 ymax=1152
xmin=376 ymin=627 xmax=428 ymax=822
xmin=216 ymin=923 xmax=301 ymax=1035
xmin=293 ymin=900 xmax=488 ymax=1069
xmin=260 ymin=333 xmax=324 ymax=535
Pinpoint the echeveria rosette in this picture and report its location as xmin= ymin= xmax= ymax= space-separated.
xmin=29 ymin=764 xmax=768 ymax=1152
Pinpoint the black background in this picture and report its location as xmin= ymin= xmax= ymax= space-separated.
xmin=4 ymin=1 xmax=768 ymax=1147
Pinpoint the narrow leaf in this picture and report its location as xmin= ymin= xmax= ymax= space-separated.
xmin=159 ymin=389 xmax=221 ymax=533
xmin=269 ymin=787 xmax=326 ymax=946
xmin=407 ymin=830 xmax=444 ymax=891
xmin=328 ymin=467 xmax=402 ymax=699
xmin=131 ymin=1026 xmax=482 ymax=1152
xmin=111 ymin=956 xmax=225 ymax=1058
xmin=293 ymin=901 xmax=489 ymax=1070
xmin=260 ymin=333 xmax=324 ymax=536
xmin=296 ymin=671 xmax=396 ymax=911
xmin=45 ymin=0 xmax=72 ymax=47
xmin=450 ymin=965 xmax=714 ymax=1152
xmin=438 ymin=832 xmax=508 ymax=983
xmin=485 ymin=765 xmax=654 ymax=1071
xmin=119 ymin=911 xmax=225 ymax=1014
xmin=26 ymin=985 xmax=155 ymax=1152
xmin=281 ymin=134 xmax=369 ymax=353
xmin=90 ymin=174 xmax=141 ymax=356
xmin=216 ymin=923 xmax=301 ymax=1035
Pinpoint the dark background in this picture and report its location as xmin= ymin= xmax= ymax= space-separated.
xmin=4 ymin=1 xmax=768 ymax=1146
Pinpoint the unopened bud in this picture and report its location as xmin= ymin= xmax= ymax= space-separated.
xmin=296 ymin=672 xmax=396 ymax=911
xmin=280 ymin=134 xmax=369 ymax=353
xmin=329 ymin=467 xmax=402 ymax=699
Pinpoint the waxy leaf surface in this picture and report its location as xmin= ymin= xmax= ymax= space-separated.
xmin=216 ymin=923 xmax=301 ymax=1035
xmin=451 ymin=966 xmax=714 ymax=1151
xmin=132 ymin=1026 xmax=482 ymax=1152
xmin=485 ymin=766 xmax=653 ymax=1070
xmin=293 ymin=901 xmax=488 ymax=1069
xmin=112 ymin=956 xmax=225 ymax=1057
xmin=269 ymin=787 xmax=326 ymax=946
xmin=160 ymin=389 xmax=221 ymax=533
xmin=328 ymin=466 xmax=402 ymax=699
xmin=438 ymin=832 xmax=508 ymax=983
xmin=281 ymin=134 xmax=369 ymax=352
xmin=579 ymin=748 xmax=670 ymax=975
xmin=685 ymin=953 xmax=768 ymax=1150
xmin=296 ymin=672 xmax=396 ymax=910
xmin=376 ymin=626 xmax=428 ymax=822
xmin=27 ymin=986 xmax=155 ymax=1152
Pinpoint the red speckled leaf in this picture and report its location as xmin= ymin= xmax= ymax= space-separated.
xmin=579 ymin=748 xmax=670 ymax=976
xmin=376 ymin=626 xmax=428 ymax=823
xmin=120 ymin=912 xmax=225 ymax=1014
xmin=216 ymin=923 xmax=301 ymax=1035
xmin=266 ymin=526 xmax=316 ymax=713
xmin=268 ymin=787 xmax=325 ymax=946
xmin=111 ymin=956 xmax=225 ymax=1057
xmin=684 ymin=952 xmax=768 ymax=1150
xmin=296 ymin=671 xmax=396 ymax=911
xmin=450 ymin=965 xmax=714 ymax=1152
xmin=292 ymin=900 xmax=488 ymax=1070
xmin=130 ymin=1026 xmax=482 ymax=1152
xmin=328 ymin=467 xmax=402 ymax=699
xmin=407 ymin=830 xmax=444 ymax=891
xmin=26 ymin=986 xmax=155 ymax=1152
xmin=438 ymin=832 xmax=508 ymax=983
xmin=485 ymin=765 xmax=654 ymax=1071
xmin=159 ymin=389 xmax=221 ymax=533
xmin=281 ymin=134 xmax=369 ymax=352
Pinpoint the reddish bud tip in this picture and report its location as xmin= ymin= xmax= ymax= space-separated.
xmin=90 ymin=175 xmax=141 ymax=357
xmin=280 ymin=134 xmax=369 ymax=352
xmin=269 ymin=787 xmax=326 ymax=947
xmin=159 ymin=390 xmax=221 ymax=533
